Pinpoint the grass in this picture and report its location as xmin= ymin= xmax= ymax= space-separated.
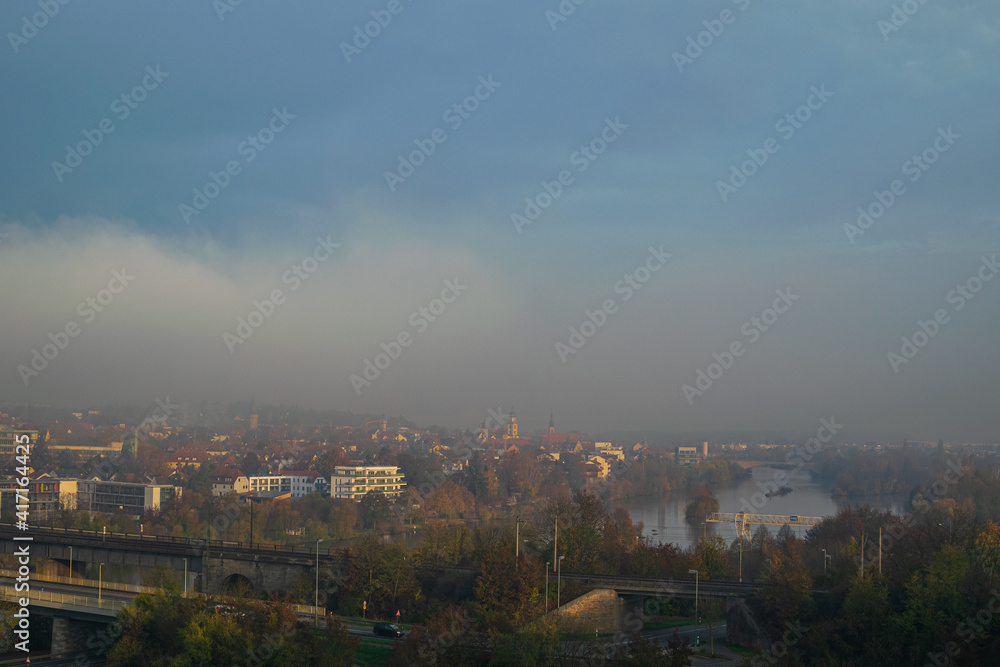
xmin=355 ymin=640 xmax=395 ymax=666
xmin=726 ymin=642 xmax=758 ymax=656
xmin=643 ymin=618 xmax=694 ymax=631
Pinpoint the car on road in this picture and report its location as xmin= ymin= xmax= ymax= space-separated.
xmin=373 ymin=622 xmax=404 ymax=638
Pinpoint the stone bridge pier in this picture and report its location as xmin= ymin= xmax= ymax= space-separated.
xmin=202 ymin=555 xmax=312 ymax=597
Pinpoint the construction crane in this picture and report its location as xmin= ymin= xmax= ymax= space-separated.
xmin=706 ymin=512 xmax=826 ymax=541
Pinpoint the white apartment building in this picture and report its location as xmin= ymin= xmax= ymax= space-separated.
xmin=595 ymin=442 xmax=625 ymax=461
xmin=247 ymin=470 xmax=325 ymax=499
xmin=330 ymin=465 xmax=405 ymax=501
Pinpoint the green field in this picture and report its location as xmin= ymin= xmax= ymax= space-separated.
xmin=355 ymin=640 xmax=395 ymax=666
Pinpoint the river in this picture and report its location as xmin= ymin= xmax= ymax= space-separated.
xmin=619 ymin=464 xmax=907 ymax=550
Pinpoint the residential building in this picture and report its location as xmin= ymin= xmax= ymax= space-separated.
xmin=330 ymin=465 xmax=405 ymax=500
xmin=676 ymin=446 xmax=700 ymax=467
xmin=168 ymin=449 xmax=212 ymax=470
xmin=210 ymin=467 xmax=250 ymax=495
xmin=246 ymin=470 xmax=325 ymax=499
xmin=595 ymin=442 xmax=625 ymax=461
xmin=0 ymin=478 xmax=181 ymax=519
xmin=587 ymin=455 xmax=611 ymax=478
xmin=0 ymin=426 xmax=39 ymax=455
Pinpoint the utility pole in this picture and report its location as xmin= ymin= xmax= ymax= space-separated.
xmin=553 ymin=518 xmax=558 ymax=573
xmin=688 ymin=569 xmax=700 ymax=630
xmin=545 ymin=562 xmax=550 ymax=614
xmin=860 ymin=531 xmax=865 ymax=578
xmin=879 ymin=527 xmax=882 ymax=576
xmin=557 ymin=556 xmax=565 ymax=613
xmin=738 ymin=527 xmax=743 ymax=583
xmin=515 ymin=516 xmax=520 ymax=562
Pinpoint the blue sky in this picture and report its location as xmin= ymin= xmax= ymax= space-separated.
xmin=2 ymin=1 xmax=998 ymax=441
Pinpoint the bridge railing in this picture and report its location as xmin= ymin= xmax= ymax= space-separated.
xmin=705 ymin=512 xmax=825 ymax=527
xmin=0 ymin=523 xmax=342 ymax=557
xmin=0 ymin=569 xmax=158 ymax=595
xmin=0 ymin=585 xmax=124 ymax=613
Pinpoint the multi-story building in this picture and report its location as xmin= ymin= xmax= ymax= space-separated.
xmin=246 ymin=471 xmax=325 ymax=499
xmin=0 ymin=478 xmax=181 ymax=519
xmin=278 ymin=470 xmax=327 ymax=498
xmin=586 ymin=455 xmax=611 ymax=478
xmin=595 ymin=442 xmax=625 ymax=461
xmin=675 ymin=446 xmax=700 ymax=467
xmin=330 ymin=465 xmax=405 ymax=500
xmin=0 ymin=426 xmax=39 ymax=455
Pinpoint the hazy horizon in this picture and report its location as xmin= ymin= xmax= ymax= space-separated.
xmin=3 ymin=2 xmax=998 ymax=442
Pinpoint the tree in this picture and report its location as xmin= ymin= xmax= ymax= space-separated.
xmin=342 ymin=537 xmax=419 ymax=619
xmin=685 ymin=485 xmax=719 ymax=524
xmin=665 ymin=629 xmax=694 ymax=666
xmin=619 ymin=631 xmax=668 ymax=666
xmin=358 ymin=490 xmax=390 ymax=529
xmin=107 ymin=590 xmax=358 ymax=666
xmin=464 ymin=452 xmax=487 ymax=498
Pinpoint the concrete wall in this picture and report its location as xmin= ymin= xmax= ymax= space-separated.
xmin=550 ymin=589 xmax=624 ymax=634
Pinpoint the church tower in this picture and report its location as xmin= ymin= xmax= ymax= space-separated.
xmin=505 ymin=407 xmax=518 ymax=439
xmin=549 ymin=413 xmax=555 ymax=435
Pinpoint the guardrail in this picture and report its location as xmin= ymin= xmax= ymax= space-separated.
xmin=0 ymin=569 xmax=157 ymax=595
xmin=0 ymin=585 xmax=124 ymax=614
xmin=0 ymin=579 xmax=324 ymax=619
xmin=0 ymin=523 xmax=340 ymax=557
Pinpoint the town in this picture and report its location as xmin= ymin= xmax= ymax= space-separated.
xmin=1 ymin=401 xmax=998 ymax=665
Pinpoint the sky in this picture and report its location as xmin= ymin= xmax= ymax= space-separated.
xmin=1 ymin=1 xmax=998 ymax=442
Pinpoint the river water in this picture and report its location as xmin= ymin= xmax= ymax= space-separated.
xmin=619 ymin=465 xmax=906 ymax=550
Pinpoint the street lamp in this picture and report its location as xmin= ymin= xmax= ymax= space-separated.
xmin=688 ymin=569 xmax=699 ymax=630
xmin=545 ymin=562 xmax=550 ymax=614
xmin=98 ymin=563 xmax=103 ymax=603
xmin=68 ymin=546 xmax=72 ymax=580
xmin=315 ymin=539 xmax=324 ymax=626
xmin=557 ymin=556 xmax=565 ymax=613
xmin=822 ymin=548 xmax=831 ymax=573
xmin=183 ymin=558 xmax=188 ymax=598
